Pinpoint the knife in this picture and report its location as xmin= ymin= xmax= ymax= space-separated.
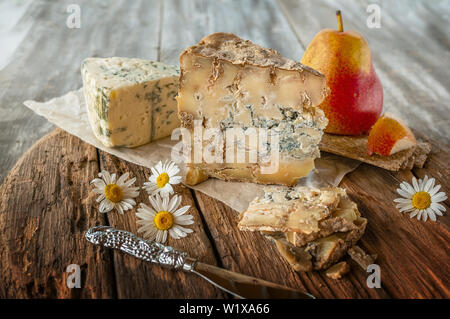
xmin=85 ymin=226 xmax=314 ymax=299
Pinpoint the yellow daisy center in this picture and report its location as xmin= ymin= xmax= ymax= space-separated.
xmin=154 ymin=211 xmax=174 ymax=230
xmin=104 ymin=184 xmax=123 ymax=203
xmin=156 ymin=172 xmax=170 ymax=188
xmin=411 ymin=191 xmax=431 ymax=210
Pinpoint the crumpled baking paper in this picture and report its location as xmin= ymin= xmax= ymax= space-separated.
xmin=24 ymin=89 xmax=360 ymax=212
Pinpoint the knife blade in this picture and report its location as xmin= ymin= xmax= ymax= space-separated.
xmin=85 ymin=226 xmax=314 ymax=299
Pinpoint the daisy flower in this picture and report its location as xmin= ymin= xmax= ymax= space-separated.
xmin=91 ymin=171 xmax=139 ymax=214
xmin=143 ymin=160 xmax=182 ymax=197
xmin=394 ymin=175 xmax=447 ymax=222
xmin=136 ymin=193 xmax=194 ymax=243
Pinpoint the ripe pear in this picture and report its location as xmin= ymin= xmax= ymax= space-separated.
xmin=301 ymin=11 xmax=383 ymax=135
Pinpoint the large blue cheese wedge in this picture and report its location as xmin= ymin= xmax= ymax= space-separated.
xmin=81 ymin=57 xmax=180 ymax=148
xmin=178 ymin=33 xmax=329 ymax=186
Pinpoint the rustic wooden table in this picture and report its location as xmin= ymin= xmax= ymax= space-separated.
xmin=0 ymin=0 xmax=449 ymax=299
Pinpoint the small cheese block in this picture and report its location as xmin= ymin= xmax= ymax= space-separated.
xmin=325 ymin=261 xmax=350 ymax=279
xmin=266 ymin=217 xmax=367 ymax=271
xmin=178 ymin=33 xmax=329 ymax=186
xmin=238 ymin=186 xmax=359 ymax=245
xmin=348 ymin=245 xmax=377 ymax=270
xmin=242 ymin=185 xmax=367 ymax=272
xmin=82 ymin=57 xmax=180 ymax=148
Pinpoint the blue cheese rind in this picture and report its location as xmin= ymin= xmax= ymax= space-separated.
xmin=82 ymin=57 xmax=180 ymax=148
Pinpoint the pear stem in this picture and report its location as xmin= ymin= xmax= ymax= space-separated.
xmin=336 ymin=10 xmax=344 ymax=32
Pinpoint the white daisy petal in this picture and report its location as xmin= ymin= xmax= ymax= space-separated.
xmin=154 ymin=230 xmax=160 ymax=243
xmin=173 ymin=205 xmax=190 ymax=216
xmin=102 ymin=200 xmax=115 ymax=213
xmin=400 ymin=182 xmax=415 ymax=195
xmin=155 ymin=161 xmax=163 ymax=173
xmin=91 ymin=180 xmax=106 ymax=189
xmin=96 ymin=193 xmax=105 ymax=202
xmin=430 ymin=203 xmax=444 ymax=216
xmin=432 ymin=193 xmax=447 ymax=202
xmin=149 ymin=195 xmax=161 ymax=212
xmin=170 ymin=176 xmax=182 ymax=185
xmin=426 ymin=209 xmax=436 ymax=222
xmin=140 ymin=202 xmax=156 ymax=214
xmin=394 ymin=198 xmax=412 ymax=204
xmin=123 ymin=198 xmax=136 ymax=206
xmin=162 ymin=230 xmax=168 ymax=243
xmin=412 ymin=177 xmax=420 ymax=192
xmin=168 ymin=195 xmax=182 ymax=213
xmin=169 ymin=228 xmax=180 ymax=239
xmin=429 ymin=184 xmax=441 ymax=197
xmin=399 ymin=205 xmax=414 ymax=213
xmin=124 ymin=177 xmax=137 ymax=187
xmin=397 ymin=188 xmax=412 ymax=199
xmin=161 ymin=195 xmax=169 ymax=211
xmin=163 ymin=183 xmax=174 ymax=195
xmin=101 ymin=171 xmax=112 ymax=184
xmin=116 ymin=172 xmax=129 ymax=186
xmin=171 ymin=226 xmax=186 ymax=237
xmin=409 ymin=210 xmax=418 ymax=218
xmin=434 ymin=209 xmax=443 ymax=216
xmin=416 ymin=210 xmax=423 ymax=221
xmin=422 ymin=210 xmax=428 ymax=222
xmin=431 ymin=202 xmax=446 ymax=212
xmin=174 ymin=218 xmax=194 ymax=226
xmin=169 ymin=165 xmax=180 ymax=177
xmin=423 ymin=178 xmax=435 ymax=193
xmin=176 ymin=225 xmax=194 ymax=233
xmin=136 ymin=212 xmax=152 ymax=220
xmin=174 ymin=214 xmax=194 ymax=221
xmin=93 ymin=188 xmax=104 ymax=195
xmin=149 ymin=174 xmax=158 ymax=184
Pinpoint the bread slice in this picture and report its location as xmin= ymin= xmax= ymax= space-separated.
xmin=319 ymin=133 xmax=431 ymax=171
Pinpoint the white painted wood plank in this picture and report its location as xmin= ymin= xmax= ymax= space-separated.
xmin=160 ymin=0 xmax=304 ymax=64
xmin=278 ymin=0 xmax=450 ymax=143
xmin=0 ymin=0 xmax=162 ymax=183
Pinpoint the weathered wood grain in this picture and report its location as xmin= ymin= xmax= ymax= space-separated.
xmin=340 ymin=164 xmax=449 ymax=298
xmin=97 ymin=150 xmax=224 ymax=298
xmin=0 ymin=129 xmax=115 ymax=298
xmin=1 ymin=127 xmax=448 ymax=298
xmin=0 ymin=0 xmax=162 ymax=184
xmin=160 ymin=0 xmax=303 ymax=64
xmin=0 ymin=0 xmax=449 ymax=299
xmin=192 ymin=189 xmax=391 ymax=299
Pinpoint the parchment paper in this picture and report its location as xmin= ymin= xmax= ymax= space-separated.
xmin=24 ymin=89 xmax=360 ymax=212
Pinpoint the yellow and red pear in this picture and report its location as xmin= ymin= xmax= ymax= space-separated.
xmin=367 ymin=113 xmax=416 ymax=156
xmin=301 ymin=11 xmax=383 ymax=135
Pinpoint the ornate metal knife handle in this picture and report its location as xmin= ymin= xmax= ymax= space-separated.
xmin=85 ymin=226 xmax=196 ymax=270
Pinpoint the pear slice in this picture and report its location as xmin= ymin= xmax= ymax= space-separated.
xmin=367 ymin=113 xmax=417 ymax=157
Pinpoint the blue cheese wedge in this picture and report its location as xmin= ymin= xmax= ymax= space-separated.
xmin=178 ymin=33 xmax=329 ymax=186
xmin=81 ymin=57 xmax=180 ymax=148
